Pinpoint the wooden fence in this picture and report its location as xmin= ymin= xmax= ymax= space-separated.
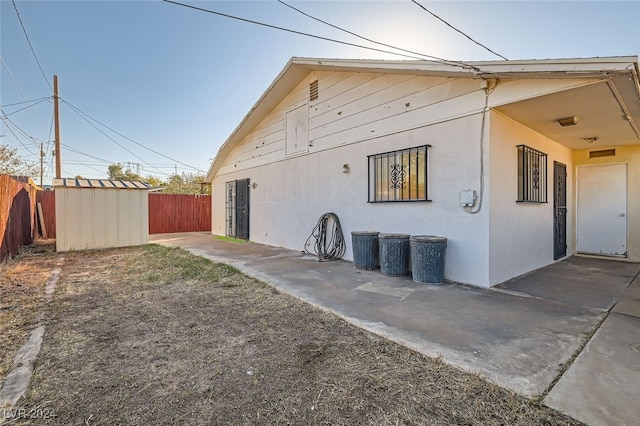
xmin=13 ymin=192 xmax=211 ymax=243
xmin=0 ymin=175 xmax=38 ymax=262
xmin=148 ymin=193 xmax=211 ymax=234
xmin=36 ymin=190 xmax=56 ymax=238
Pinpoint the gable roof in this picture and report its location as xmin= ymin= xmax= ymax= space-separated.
xmin=206 ymin=56 xmax=640 ymax=181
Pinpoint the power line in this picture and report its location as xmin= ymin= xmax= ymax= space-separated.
xmin=1 ymin=98 xmax=49 ymax=117
xmin=0 ymin=58 xmax=50 ymax=134
xmin=0 ymin=97 xmax=50 ymax=108
xmin=410 ymin=0 xmax=508 ymax=61
xmin=0 ymin=113 xmax=36 ymax=156
xmin=0 ymin=111 xmax=46 ymax=150
xmin=45 ymin=106 xmax=54 ymax=164
xmin=277 ymin=0 xmax=472 ymax=68
xmin=161 ymin=0 xmax=463 ymax=64
xmin=60 ymin=98 xmax=203 ymax=172
xmin=61 ymin=101 xmax=171 ymax=177
xmin=61 ymin=143 xmax=114 ymax=164
xmin=11 ymin=0 xmax=52 ymax=90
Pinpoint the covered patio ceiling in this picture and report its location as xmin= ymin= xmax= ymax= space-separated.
xmin=495 ymin=74 xmax=640 ymax=150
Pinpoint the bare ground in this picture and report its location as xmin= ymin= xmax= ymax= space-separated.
xmin=0 ymin=244 xmax=58 ymax=381
xmin=3 ymin=245 xmax=581 ymax=425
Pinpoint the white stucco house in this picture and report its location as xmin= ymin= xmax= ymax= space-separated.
xmin=205 ymin=56 xmax=640 ymax=288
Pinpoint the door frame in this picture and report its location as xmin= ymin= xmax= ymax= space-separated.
xmin=576 ymin=163 xmax=628 ymax=257
xmin=225 ymin=178 xmax=250 ymax=240
xmin=553 ymin=161 xmax=567 ymax=260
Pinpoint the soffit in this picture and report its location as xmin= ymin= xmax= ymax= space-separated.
xmin=495 ymin=78 xmax=640 ymax=149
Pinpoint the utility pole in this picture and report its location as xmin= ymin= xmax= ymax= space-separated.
xmin=53 ymin=75 xmax=61 ymax=178
xmin=40 ymin=143 xmax=44 ymax=187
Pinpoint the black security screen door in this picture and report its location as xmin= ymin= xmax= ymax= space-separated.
xmin=235 ymin=178 xmax=250 ymax=240
xmin=554 ymin=162 xmax=567 ymax=260
xmin=225 ymin=179 xmax=250 ymax=240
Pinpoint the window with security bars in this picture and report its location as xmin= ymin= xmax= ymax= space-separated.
xmin=517 ymin=145 xmax=547 ymax=203
xmin=368 ymin=145 xmax=429 ymax=202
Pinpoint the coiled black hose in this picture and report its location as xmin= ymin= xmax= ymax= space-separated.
xmin=304 ymin=212 xmax=346 ymax=261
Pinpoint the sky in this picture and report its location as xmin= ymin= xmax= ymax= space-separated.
xmin=1 ymin=0 xmax=639 ymax=184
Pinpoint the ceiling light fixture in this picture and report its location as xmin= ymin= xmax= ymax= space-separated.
xmin=558 ymin=116 xmax=580 ymax=127
xmin=581 ymin=136 xmax=600 ymax=144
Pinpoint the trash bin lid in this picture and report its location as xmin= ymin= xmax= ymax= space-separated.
xmin=378 ymin=233 xmax=410 ymax=239
xmin=351 ymin=231 xmax=380 ymax=236
xmin=410 ymin=235 xmax=447 ymax=243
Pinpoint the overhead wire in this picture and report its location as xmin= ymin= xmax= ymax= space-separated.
xmin=0 ymin=111 xmax=47 ymax=149
xmin=44 ymin=107 xmax=55 ymax=175
xmin=0 ymin=58 xmax=51 ymax=136
xmin=11 ymin=0 xmax=52 ymax=90
xmin=60 ymin=98 xmax=204 ymax=173
xmin=1 ymin=98 xmax=49 ymax=117
xmin=0 ymin=113 xmax=36 ymax=156
xmin=1 ymin=97 xmax=50 ymax=108
xmin=276 ymin=0 xmax=474 ymax=68
xmin=61 ymin=143 xmax=114 ymax=164
xmin=61 ymin=100 xmax=171 ymax=177
xmin=161 ymin=0 xmax=475 ymax=67
xmin=410 ymin=0 xmax=508 ymax=61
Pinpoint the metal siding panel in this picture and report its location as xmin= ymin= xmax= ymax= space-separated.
xmin=66 ymin=189 xmax=81 ymax=250
xmin=116 ymin=189 xmax=130 ymax=246
xmin=80 ymin=189 xmax=95 ymax=250
xmin=106 ymin=189 xmax=119 ymax=248
xmin=54 ymin=188 xmax=67 ymax=251
xmin=133 ymin=190 xmax=146 ymax=245
xmin=93 ymin=188 xmax=109 ymax=248
xmin=131 ymin=190 xmax=143 ymax=244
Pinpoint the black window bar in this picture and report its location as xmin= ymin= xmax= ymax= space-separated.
xmin=517 ymin=144 xmax=548 ymax=203
xmin=368 ymin=145 xmax=429 ymax=202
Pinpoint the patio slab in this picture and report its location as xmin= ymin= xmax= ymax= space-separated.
xmin=496 ymin=256 xmax=639 ymax=310
xmin=613 ymin=276 xmax=640 ymax=317
xmin=545 ymin=312 xmax=640 ymax=426
xmin=150 ymin=233 xmax=633 ymax=400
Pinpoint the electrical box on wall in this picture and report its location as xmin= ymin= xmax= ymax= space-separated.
xmin=461 ymin=190 xmax=477 ymax=207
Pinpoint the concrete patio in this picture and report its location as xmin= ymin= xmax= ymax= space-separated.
xmin=151 ymin=232 xmax=640 ymax=426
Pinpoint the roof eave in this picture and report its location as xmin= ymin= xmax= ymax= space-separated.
xmin=205 ymin=55 xmax=640 ymax=182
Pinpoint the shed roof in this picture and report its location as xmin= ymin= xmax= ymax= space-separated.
xmin=205 ymin=55 xmax=640 ymax=181
xmin=53 ymin=178 xmax=151 ymax=189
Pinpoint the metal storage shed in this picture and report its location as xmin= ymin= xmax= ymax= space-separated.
xmin=54 ymin=178 xmax=150 ymax=252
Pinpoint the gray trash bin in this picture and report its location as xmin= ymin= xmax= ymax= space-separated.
xmin=410 ymin=235 xmax=447 ymax=284
xmin=351 ymin=231 xmax=379 ymax=270
xmin=379 ymin=233 xmax=410 ymax=276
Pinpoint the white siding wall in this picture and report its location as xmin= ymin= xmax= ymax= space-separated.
xmin=488 ymin=111 xmax=573 ymax=285
xmin=213 ymin=71 xmax=494 ymax=286
xmin=55 ymin=187 xmax=149 ymax=252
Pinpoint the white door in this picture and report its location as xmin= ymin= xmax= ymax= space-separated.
xmin=577 ymin=164 xmax=627 ymax=257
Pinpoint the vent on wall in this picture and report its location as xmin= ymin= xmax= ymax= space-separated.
xmin=309 ymin=80 xmax=318 ymax=101
xmin=589 ymin=149 xmax=616 ymax=158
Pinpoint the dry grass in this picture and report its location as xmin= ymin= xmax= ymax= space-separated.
xmin=10 ymin=245 xmax=581 ymax=425
xmin=0 ymin=247 xmax=58 ymax=380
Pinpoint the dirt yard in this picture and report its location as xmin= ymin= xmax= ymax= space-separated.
xmin=1 ymin=245 xmax=581 ymax=425
xmin=0 ymin=246 xmax=58 ymax=381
